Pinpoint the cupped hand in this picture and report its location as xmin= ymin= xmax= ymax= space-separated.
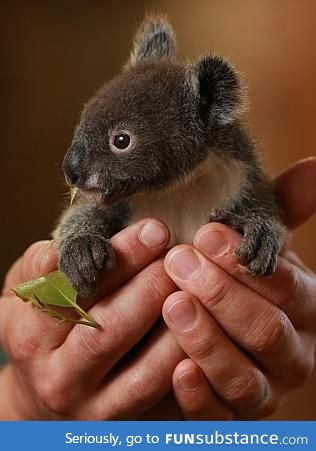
xmin=1 ymin=158 xmax=315 ymax=421
xmin=0 ymin=219 xmax=184 ymax=419
xmin=162 ymin=157 xmax=316 ymax=420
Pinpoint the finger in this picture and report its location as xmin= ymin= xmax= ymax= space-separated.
xmin=53 ymin=258 xmax=176 ymax=390
xmin=274 ymin=157 xmax=316 ymax=230
xmin=164 ymin=247 xmax=308 ymax=386
xmin=76 ymin=327 xmax=185 ymax=420
xmin=282 ymin=250 xmax=315 ymax=275
xmin=162 ymin=291 xmax=275 ymax=417
xmin=193 ymin=223 xmax=316 ymax=327
xmin=172 ymin=359 xmax=233 ymax=420
xmin=96 ymin=218 xmax=170 ymax=297
xmin=6 ymin=218 xmax=169 ymax=301
xmin=68 ymin=217 xmax=170 ymax=312
xmin=2 ymin=240 xmax=57 ymax=295
xmin=0 ymin=219 xmax=170 ymax=351
xmin=0 ymin=241 xmax=68 ymax=354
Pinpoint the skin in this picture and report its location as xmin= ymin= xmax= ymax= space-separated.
xmin=0 ymin=220 xmax=182 ymax=419
xmin=0 ymin=157 xmax=315 ymax=419
xmin=160 ymin=157 xmax=316 ymax=420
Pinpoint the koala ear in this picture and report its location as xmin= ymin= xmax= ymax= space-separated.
xmin=190 ymin=55 xmax=244 ymax=125
xmin=128 ymin=15 xmax=176 ymax=65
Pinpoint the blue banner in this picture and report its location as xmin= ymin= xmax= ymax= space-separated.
xmin=0 ymin=421 xmax=314 ymax=450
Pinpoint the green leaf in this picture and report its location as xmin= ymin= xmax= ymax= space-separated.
xmin=70 ymin=187 xmax=79 ymax=205
xmin=12 ymin=270 xmax=101 ymax=329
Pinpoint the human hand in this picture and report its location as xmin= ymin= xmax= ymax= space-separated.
xmin=0 ymin=219 xmax=185 ymax=419
xmin=1 ymin=159 xmax=314 ymax=421
xmin=162 ymin=157 xmax=316 ymax=420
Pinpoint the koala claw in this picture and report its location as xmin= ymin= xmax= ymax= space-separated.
xmin=235 ymin=237 xmax=277 ymax=276
xmin=209 ymin=209 xmax=279 ymax=276
xmin=58 ymin=234 xmax=115 ymax=297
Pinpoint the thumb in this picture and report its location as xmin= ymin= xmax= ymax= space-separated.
xmin=2 ymin=241 xmax=57 ymax=296
xmin=274 ymin=157 xmax=316 ymax=230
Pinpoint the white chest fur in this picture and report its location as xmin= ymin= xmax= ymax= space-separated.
xmin=129 ymin=154 xmax=245 ymax=246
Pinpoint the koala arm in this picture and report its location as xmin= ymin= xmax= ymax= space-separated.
xmin=53 ymin=201 xmax=124 ymax=245
xmin=209 ymin=179 xmax=287 ymax=276
xmin=53 ymin=201 xmax=126 ymax=296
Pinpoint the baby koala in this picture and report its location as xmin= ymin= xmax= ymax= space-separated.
xmin=53 ymin=15 xmax=286 ymax=296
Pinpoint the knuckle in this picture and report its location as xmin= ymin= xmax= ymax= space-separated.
xmin=22 ymin=241 xmax=44 ymax=264
xmin=274 ymin=262 xmax=301 ymax=311
xmin=250 ymin=313 xmax=287 ymax=354
xmin=129 ymin=369 xmax=160 ymax=412
xmin=77 ymin=325 xmax=106 ymax=357
xmin=7 ymin=330 xmax=37 ymax=364
xmin=77 ymin=309 xmax=130 ymax=358
xmin=202 ymin=271 xmax=233 ymax=310
xmin=187 ymin=333 xmax=219 ymax=362
xmin=115 ymin=227 xmax=147 ymax=266
xmin=134 ymin=260 xmax=177 ymax=318
xmin=290 ymin=352 xmax=315 ymax=388
xmin=144 ymin=260 xmax=175 ymax=297
xmin=224 ymin=368 xmax=264 ymax=408
xmin=35 ymin=373 xmax=74 ymax=416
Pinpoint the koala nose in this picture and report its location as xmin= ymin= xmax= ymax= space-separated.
xmin=63 ymin=143 xmax=86 ymax=186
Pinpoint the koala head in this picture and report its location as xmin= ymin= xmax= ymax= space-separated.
xmin=63 ymin=15 xmax=244 ymax=205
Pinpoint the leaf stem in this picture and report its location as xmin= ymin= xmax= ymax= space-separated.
xmin=73 ymin=303 xmax=101 ymax=329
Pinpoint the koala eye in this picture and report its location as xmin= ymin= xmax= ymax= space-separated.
xmin=113 ymin=132 xmax=131 ymax=150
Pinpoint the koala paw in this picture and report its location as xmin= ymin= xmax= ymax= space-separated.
xmin=58 ymin=235 xmax=115 ymax=296
xmin=209 ymin=209 xmax=280 ymax=276
xmin=234 ymin=229 xmax=278 ymax=276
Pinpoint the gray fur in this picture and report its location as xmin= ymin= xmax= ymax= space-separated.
xmin=129 ymin=15 xmax=176 ymax=65
xmin=53 ymin=15 xmax=286 ymax=296
xmin=54 ymin=202 xmax=129 ymax=295
xmin=194 ymin=55 xmax=244 ymax=125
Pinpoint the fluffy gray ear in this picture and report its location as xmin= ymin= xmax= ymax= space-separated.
xmin=129 ymin=15 xmax=176 ymax=65
xmin=190 ymin=55 xmax=244 ymax=125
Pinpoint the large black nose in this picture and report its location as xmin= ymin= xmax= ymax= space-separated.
xmin=63 ymin=143 xmax=86 ymax=186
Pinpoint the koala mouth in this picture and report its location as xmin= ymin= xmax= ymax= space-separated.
xmin=78 ymin=188 xmax=105 ymax=205
xmin=79 ymin=187 xmax=121 ymax=206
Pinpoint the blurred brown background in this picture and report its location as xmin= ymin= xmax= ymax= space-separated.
xmin=1 ymin=1 xmax=315 ymax=419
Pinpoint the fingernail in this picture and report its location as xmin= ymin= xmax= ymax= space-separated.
xmin=198 ymin=230 xmax=228 ymax=257
xmin=167 ymin=300 xmax=197 ymax=331
xmin=139 ymin=221 xmax=169 ymax=248
xmin=36 ymin=241 xmax=56 ymax=272
xmin=178 ymin=369 xmax=202 ymax=391
xmin=168 ymin=249 xmax=200 ymax=279
xmin=244 ymin=383 xmax=270 ymax=412
xmin=255 ymin=383 xmax=270 ymax=407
